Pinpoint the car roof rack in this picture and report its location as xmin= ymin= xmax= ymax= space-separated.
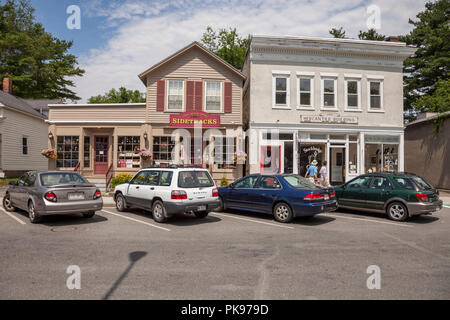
xmin=144 ymin=164 xmax=204 ymax=169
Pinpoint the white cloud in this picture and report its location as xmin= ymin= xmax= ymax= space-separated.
xmin=74 ymin=0 xmax=427 ymax=102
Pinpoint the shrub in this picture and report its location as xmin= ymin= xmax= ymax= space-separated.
xmin=220 ymin=176 xmax=229 ymax=187
xmin=111 ymin=173 xmax=134 ymax=189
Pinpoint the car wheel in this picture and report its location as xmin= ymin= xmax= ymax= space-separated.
xmin=216 ymin=197 xmax=226 ymax=212
xmin=152 ymin=200 xmax=167 ymax=223
xmin=115 ymin=194 xmax=128 ymax=212
xmin=194 ymin=211 xmax=209 ymax=219
xmin=83 ymin=211 xmax=95 ymax=219
xmin=273 ymin=202 xmax=293 ymax=223
xmin=28 ymin=201 xmax=41 ymax=224
xmin=3 ymin=194 xmax=16 ymax=212
xmin=387 ymin=202 xmax=408 ymax=221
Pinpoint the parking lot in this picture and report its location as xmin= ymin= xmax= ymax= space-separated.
xmin=1 ymin=203 xmax=449 ymax=300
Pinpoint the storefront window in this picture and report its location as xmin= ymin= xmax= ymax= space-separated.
xmin=118 ymin=136 xmax=141 ymax=168
xmin=56 ymin=136 xmax=79 ymax=168
xmin=214 ymin=137 xmax=236 ymax=169
xmin=298 ymin=144 xmax=325 ymax=176
xmin=383 ymin=144 xmax=399 ymax=172
xmin=84 ymin=137 xmax=90 ymax=168
xmin=153 ymin=136 xmax=175 ymax=162
xmin=365 ymin=143 xmax=399 ymax=173
xmin=348 ymin=143 xmax=358 ymax=175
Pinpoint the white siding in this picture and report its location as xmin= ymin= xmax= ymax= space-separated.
xmin=0 ymin=107 xmax=48 ymax=171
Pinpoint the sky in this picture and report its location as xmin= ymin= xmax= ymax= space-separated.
xmin=29 ymin=0 xmax=428 ymax=102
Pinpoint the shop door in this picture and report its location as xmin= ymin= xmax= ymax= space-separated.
xmin=94 ymin=136 xmax=109 ymax=175
xmin=283 ymin=142 xmax=293 ymax=174
xmin=261 ymin=146 xmax=281 ymax=173
xmin=329 ymin=147 xmax=346 ymax=185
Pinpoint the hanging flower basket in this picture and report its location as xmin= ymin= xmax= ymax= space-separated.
xmin=41 ymin=149 xmax=57 ymax=159
xmin=234 ymin=151 xmax=247 ymax=163
xmin=139 ymin=149 xmax=152 ymax=161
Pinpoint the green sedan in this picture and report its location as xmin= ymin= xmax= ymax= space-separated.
xmin=334 ymin=173 xmax=443 ymax=221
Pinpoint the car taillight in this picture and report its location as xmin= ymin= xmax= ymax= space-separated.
xmin=171 ymin=190 xmax=187 ymax=200
xmin=329 ymin=191 xmax=336 ymax=198
xmin=303 ymin=193 xmax=325 ymax=201
xmin=94 ymin=190 xmax=102 ymax=200
xmin=212 ymin=188 xmax=219 ymax=197
xmin=416 ymin=193 xmax=429 ymax=202
xmin=44 ymin=192 xmax=57 ymax=202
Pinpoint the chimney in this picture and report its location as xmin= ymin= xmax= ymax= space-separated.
xmin=2 ymin=78 xmax=12 ymax=94
xmin=386 ymin=36 xmax=399 ymax=42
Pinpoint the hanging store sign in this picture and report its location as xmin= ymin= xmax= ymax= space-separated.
xmin=170 ymin=111 xmax=221 ymax=128
xmin=301 ymin=115 xmax=358 ymax=124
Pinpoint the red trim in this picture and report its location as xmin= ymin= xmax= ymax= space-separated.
xmin=186 ymin=81 xmax=195 ymax=111
xmin=224 ymin=82 xmax=232 ymax=113
xmin=260 ymin=146 xmax=281 ymax=174
xmin=156 ymin=80 xmax=165 ymax=111
xmin=194 ymin=81 xmax=203 ymax=111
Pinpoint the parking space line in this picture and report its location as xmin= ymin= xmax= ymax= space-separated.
xmin=211 ymin=212 xmax=295 ymax=230
xmin=101 ymin=210 xmax=171 ymax=232
xmin=323 ymin=213 xmax=413 ymax=228
xmin=0 ymin=208 xmax=26 ymax=225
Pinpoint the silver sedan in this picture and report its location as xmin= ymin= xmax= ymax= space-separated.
xmin=3 ymin=171 xmax=103 ymax=223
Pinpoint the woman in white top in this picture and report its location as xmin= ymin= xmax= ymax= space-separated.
xmin=320 ymin=161 xmax=329 ymax=187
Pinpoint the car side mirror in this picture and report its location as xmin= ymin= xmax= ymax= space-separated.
xmin=229 ymin=183 xmax=235 ymax=189
xmin=125 ymin=180 xmax=130 ymax=184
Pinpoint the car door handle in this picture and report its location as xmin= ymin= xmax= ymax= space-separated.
xmin=150 ymin=187 xmax=155 ymax=190
xmin=135 ymin=186 xmax=140 ymax=189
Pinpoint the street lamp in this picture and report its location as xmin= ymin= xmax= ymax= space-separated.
xmin=48 ymin=132 xmax=54 ymax=140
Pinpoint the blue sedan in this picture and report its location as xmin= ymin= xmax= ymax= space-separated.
xmin=218 ymin=174 xmax=338 ymax=223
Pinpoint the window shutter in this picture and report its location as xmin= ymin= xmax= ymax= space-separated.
xmin=156 ymin=80 xmax=165 ymax=111
xmin=194 ymin=81 xmax=203 ymax=111
xmin=224 ymin=82 xmax=232 ymax=113
xmin=186 ymin=81 xmax=195 ymax=111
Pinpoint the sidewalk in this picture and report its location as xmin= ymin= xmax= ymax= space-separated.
xmin=102 ymin=196 xmax=115 ymax=207
xmin=439 ymin=190 xmax=450 ymax=207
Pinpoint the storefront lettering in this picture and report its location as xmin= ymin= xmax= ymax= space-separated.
xmin=170 ymin=111 xmax=221 ymax=128
xmin=301 ymin=115 xmax=358 ymax=124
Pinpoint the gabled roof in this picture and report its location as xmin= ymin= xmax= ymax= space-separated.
xmin=138 ymin=41 xmax=246 ymax=84
xmin=0 ymin=91 xmax=47 ymax=119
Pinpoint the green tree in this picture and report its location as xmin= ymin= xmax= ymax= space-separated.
xmin=329 ymin=27 xmax=346 ymax=38
xmin=88 ymin=87 xmax=146 ymax=104
xmin=0 ymin=0 xmax=85 ymax=100
xmin=358 ymin=28 xmax=386 ymax=41
xmin=413 ymin=79 xmax=450 ymax=113
xmin=201 ymin=26 xmax=250 ymax=69
xmin=402 ymin=0 xmax=450 ymax=113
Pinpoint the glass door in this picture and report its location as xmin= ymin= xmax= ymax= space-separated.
xmin=329 ymin=146 xmax=346 ymax=185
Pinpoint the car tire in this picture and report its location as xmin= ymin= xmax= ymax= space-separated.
xmin=273 ymin=202 xmax=294 ymax=223
xmin=115 ymin=193 xmax=128 ymax=212
xmin=28 ymin=201 xmax=41 ymax=224
xmin=3 ymin=194 xmax=16 ymax=212
xmin=152 ymin=200 xmax=167 ymax=223
xmin=216 ymin=197 xmax=226 ymax=212
xmin=83 ymin=211 xmax=95 ymax=219
xmin=194 ymin=211 xmax=209 ymax=219
xmin=386 ymin=202 xmax=409 ymax=222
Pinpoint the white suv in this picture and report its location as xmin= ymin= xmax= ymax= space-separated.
xmin=114 ymin=167 xmax=220 ymax=223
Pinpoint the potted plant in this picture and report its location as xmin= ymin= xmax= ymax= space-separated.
xmin=139 ymin=149 xmax=152 ymax=161
xmin=234 ymin=151 xmax=247 ymax=163
xmin=41 ymin=149 xmax=57 ymax=159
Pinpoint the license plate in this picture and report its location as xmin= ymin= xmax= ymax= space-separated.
xmin=198 ymin=205 xmax=207 ymax=211
xmin=68 ymin=193 xmax=85 ymax=201
xmin=324 ymin=195 xmax=330 ymax=201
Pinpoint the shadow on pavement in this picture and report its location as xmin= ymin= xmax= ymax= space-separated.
xmin=11 ymin=209 xmax=108 ymax=226
xmin=218 ymin=209 xmax=335 ymax=226
xmin=335 ymin=208 xmax=440 ymax=224
xmin=123 ymin=208 xmax=222 ymax=226
xmin=103 ymin=251 xmax=147 ymax=300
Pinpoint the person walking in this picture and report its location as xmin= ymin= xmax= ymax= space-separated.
xmin=320 ymin=161 xmax=329 ymax=187
xmin=305 ymin=160 xmax=319 ymax=185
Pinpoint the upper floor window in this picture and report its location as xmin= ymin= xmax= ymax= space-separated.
xmin=22 ymin=137 xmax=28 ymax=155
xmin=298 ymin=77 xmax=314 ymax=108
xmin=205 ymin=81 xmax=222 ymax=112
xmin=345 ymin=79 xmax=361 ymax=110
xmin=321 ymin=77 xmax=337 ymax=109
xmin=167 ymin=80 xmax=184 ymax=111
xmin=272 ymin=72 xmax=290 ymax=108
xmin=368 ymin=80 xmax=383 ymax=111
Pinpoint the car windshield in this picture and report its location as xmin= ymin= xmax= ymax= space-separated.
xmin=178 ymin=171 xmax=214 ymax=188
xmin=411 ymin=176 xmax=433 ymax=191
xmin=40 ymin=173 xmax=89 ymax=187
xmin=283 ymin=175 xmax=319 ymax=189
